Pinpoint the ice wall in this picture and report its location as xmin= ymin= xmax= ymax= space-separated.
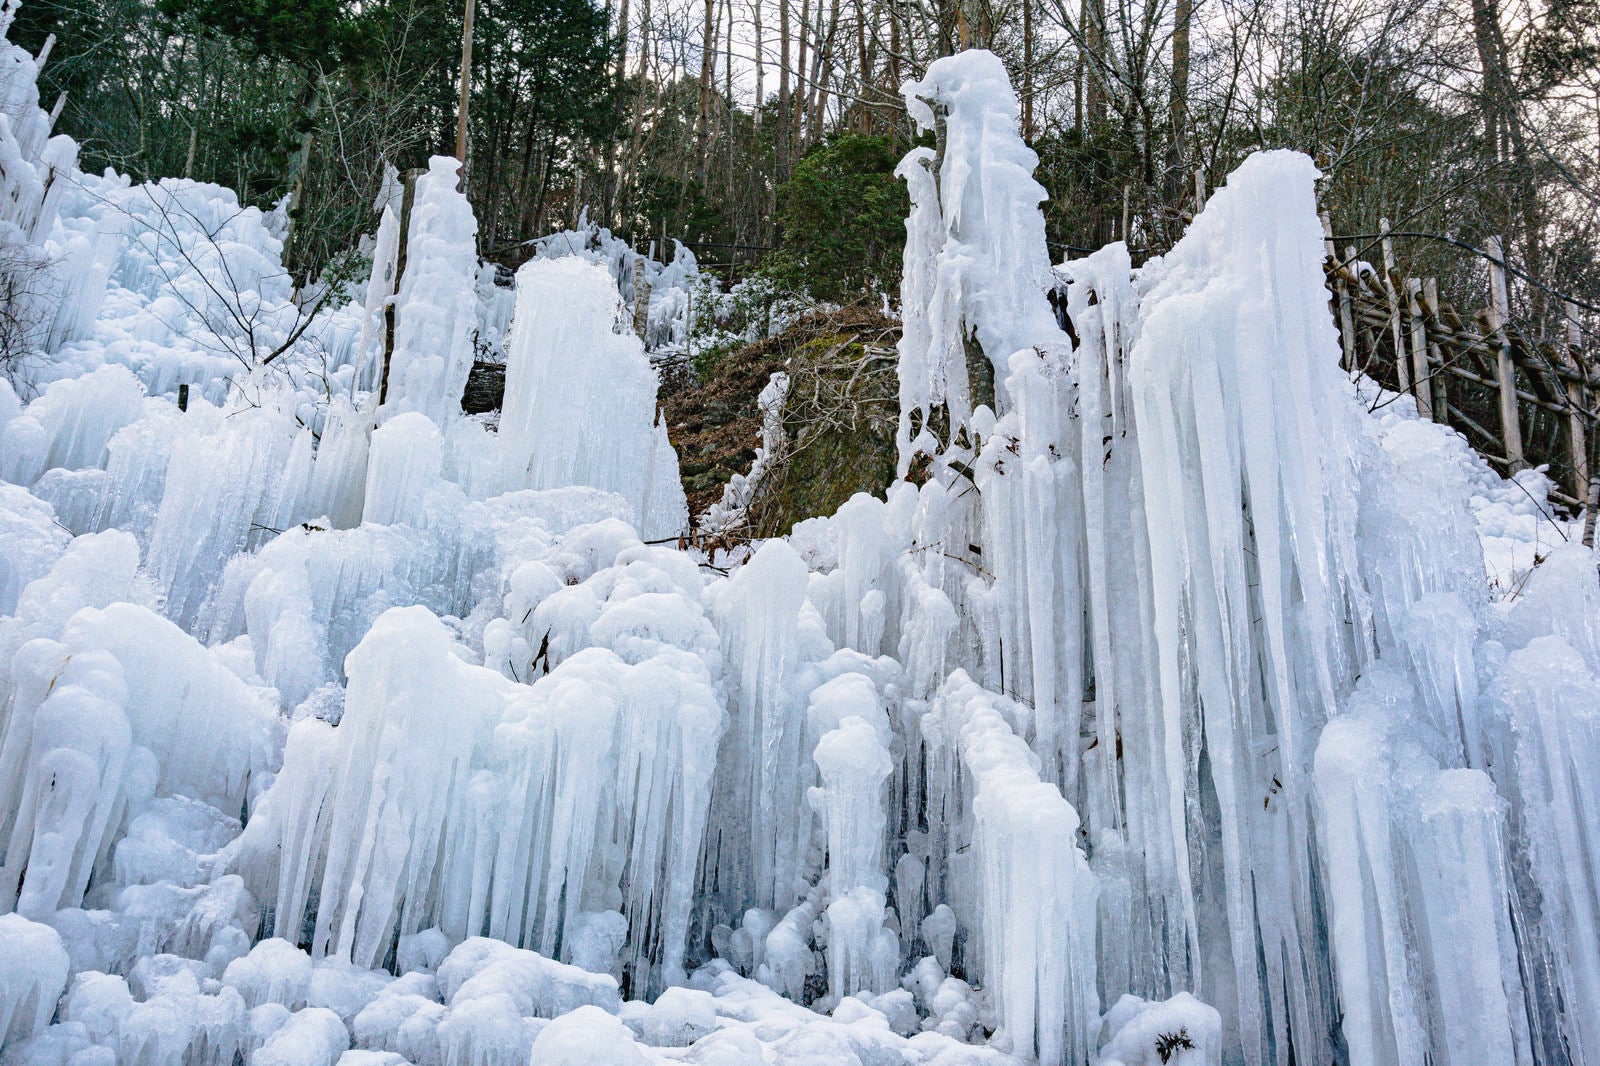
xmin=498 ymin=256 xmax=687 ymax=539
xmin=527 ymin=213 xmax=702 ymax=352
xmin=873 ymin=48 xmax=1600 ymax=1066
xmin=1 ymin=33 xmax=1597 ymax=1066
xmin=0 ymin=8 xmax=91 ymax=363
xmin=233 ymin=525 xmax=726 ymax=995
xmin=378 ymin=157 xmax=479 ymax=428
xmin=896 ymin=51 xmax=1065 ymax=466
xmin=0 ymin=19 xmax=75 ymax=242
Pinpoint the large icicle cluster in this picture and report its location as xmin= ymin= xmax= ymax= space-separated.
xmin=0 ymin=0 xmax=94 ymax=363
xmin=526 ymin=211 xmax=704 ymax=353
xmin=896 ymin=52 xmax=1064 ymax=465
xmin=881 ymin=50 xmax=1600 ymax=1066
xmin=378 ymin=157 xmax=480 ymax=427
xmin=1 ymin=17 xmax=1596 ymax=1066
xmin=497 ymin=256 xmax=687 ymax=538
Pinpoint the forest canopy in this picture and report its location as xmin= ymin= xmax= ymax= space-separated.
xmin=11 ymin=0 xmax=1600 ymax=334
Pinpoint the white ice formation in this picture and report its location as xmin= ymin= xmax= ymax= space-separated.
xmin=526 ymin=210 xmax=704 ymax=353
xmin=1 ymin=20 xmax=1596 ymax=1066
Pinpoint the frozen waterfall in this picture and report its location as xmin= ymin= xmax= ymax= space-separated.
xmin=1 ymin=22 xmax=1597 ymax=1066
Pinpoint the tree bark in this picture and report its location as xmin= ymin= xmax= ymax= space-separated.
xmin=1469 ymin=0 xmax=1545 ymax=323
xmin=1022 ymin=0 xmax=1034 ymax=138
xmin=698 ymin=0 xmax=716 ymax=182
xmin=1166 ymin=0 xmax=1190 ymax=202
xmin=454 ymin=0 xmax=476 ymax=172
xmin=794 ymin=0 xmax=811 ymax=154
xmin=753 ymin=0 xmax=765 ymax=123
xmin=778 ymin=0 xmax=792 ymax=177
xmin=605 ymin=0 xmax=631 ymax=226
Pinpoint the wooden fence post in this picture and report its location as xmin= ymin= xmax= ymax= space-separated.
xmin=1423 ymin=278 xmax=1448 ymax=417
xmin=1407 ymin=277 xmax=1433 ymax=420
xmin=1345 ymin=244 xmax=1365 ymax=370
xmin=1486 ymin=235 xmax=1527 ymax=472
xmin=1379 ymin=218 xmax=1416 ymax=408
xmin=1321 ymin=211 xmax=1356 ymax=371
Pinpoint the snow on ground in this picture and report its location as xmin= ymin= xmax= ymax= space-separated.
xmin=2 ymin=26 xmax=1598 ymax=1066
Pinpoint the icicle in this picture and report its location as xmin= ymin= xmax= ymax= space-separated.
xmin=811 ymin=677 xmax=896 ymax=1002
xmin=0 ymin=914 xmax=70 ymax=1046
xmin=704 ymin=540 xmax=818 ymax=915
xmin=922 ymin=671 xmax=1099 ymax=1066
xmin=379 ymin=156 xmax=478 ymax=428
xmin=497 ymin=256 xmax=687 ymax=539
xmin=895 ymin=50 xmax=1065 ymax=466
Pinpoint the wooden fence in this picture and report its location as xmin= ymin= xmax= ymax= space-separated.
xmin=1320 ymin=215 xmax=1597 ymax=515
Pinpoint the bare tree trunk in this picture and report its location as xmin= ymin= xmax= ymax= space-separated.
xmin=854 ymin=0 xmax=870 ymax=131
xmin=1082 ymin=0 xmax=1104 ymax=125
xmin=604 ymin=0 xmax=631 ymax=226
xmin=283 ymin=69 xmax=326 ymax=277
xmin=1074 ymin=4 xmax=1084 ymax=132
xmin=793 ymin=0 xmax=811 ymax=154
xmin=1022 ymin=0 xmax=1034 ymax=138
xmin=184 ymin=37 xmax=204 ymax=179
xmin=753 ymin=0 xmax=765 ymax=124
xmin=698 ymin=0 xmax=717 ymax=182
xmin=1470 ymin=0 xmax=1544 ymax=319
xmin=725 ymin=0 xmax=736 ymax=220
xmin=1166 ymin=0 xmax=1190 ymax=201
xmin=888 ymin=3 xmax=901 ymax=100
xmin=454 ymin=0 xmax=476 ymax=170
xmin=778 ymin=0 xmax=792 ymax=178
xmin=621 ymin=0 xmax=654 ymax=222
xmin=807 ymin=0 xmax=840 ymax=141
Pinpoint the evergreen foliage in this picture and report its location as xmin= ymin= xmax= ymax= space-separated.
xmin=768 ymin=133 xmax=906 ymax=303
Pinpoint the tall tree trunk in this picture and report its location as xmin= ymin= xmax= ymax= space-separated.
xmin=1021 ymin=0 xmax=1033 ymax=138
xmin=604 ymin=0 xmax=631 ymax=226
xmin=778 ymin=0 xmax=792 ymax=178
xmin=1082 ymin=0 xmax=1104 ymax=126
xmin=698 ymin=0 xmax=716 ymax=182
xmin=482 ymin=76 xmax=513 ymax=249
xmin=854 ymin=0 xmax=870 ymax=131
xmin=532 ymin=136 xmax=556 ymax=235
xmin=1166 ymin=0 xmax=1190 ymax=203
xmin=1470 ymin=0 xmax=1545 ymax=323
xmin=517 ymin=104 xmax=541 ymax=235
xmin=283 ymin=68 xmax=325 ymax=278
xmin=889 ymin=4 xmax=900 ymax=107
xmin=793 ymin=0 xmax=811 ymax=155
xmin=621 ymin=0 xmax=653 ymax=225
xmin=454 ymin=0 xmax=476 ymax=170
xmin=753 ymin=0 xmax=765 ymax=124
xmin=807 ymin=0 xmax=840 ymax=141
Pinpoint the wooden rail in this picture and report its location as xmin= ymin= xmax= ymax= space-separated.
xmin=1320 ymin=219 xmax=1597 ymax=516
